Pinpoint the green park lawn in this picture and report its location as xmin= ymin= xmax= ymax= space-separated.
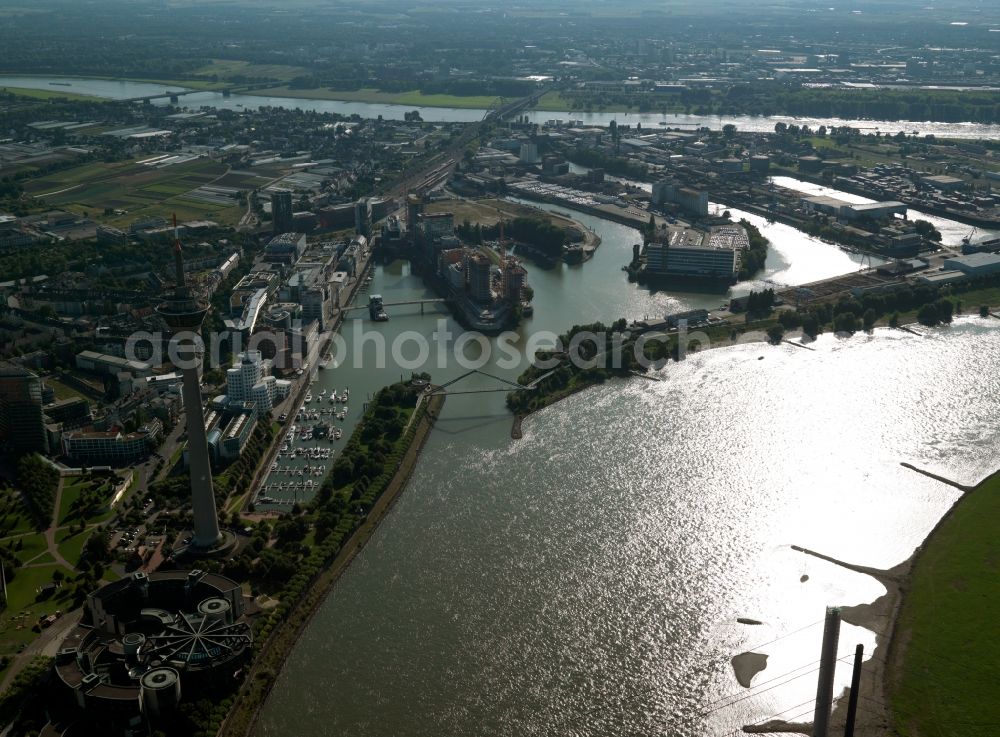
xmin=0 ymin=86 xmax=104 ymax=102
xmin=891 ymin=470 xmax=1000 ymax=736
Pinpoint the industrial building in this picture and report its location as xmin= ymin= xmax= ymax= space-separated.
xmin=51 ymin=570 xmax=252 ymax=735
xmin=651 ymin=180 xmax=709 ymax=217
xmin=942 ymin=252 xmax=1000 ymax=277
xmin=801 ymin=196 xmax=907 ymax=222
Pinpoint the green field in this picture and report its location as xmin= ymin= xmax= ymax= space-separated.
xmin=58 ymin=476 xmax=114 ymax=526
xmin=253 ymin=85 xmax=502 ymax=109
xmin=25 ymin=157 xmax=243 ymax=227
xmin=56 ymin=529 xmax=92 ymax=567
xmin=0 ymin=495 xmax=36 ymax=539
xmin=532 ymin=90 xmax=659 ymax=113
xmin=891 ymin=471 xmax=1000 ymax=736
xmin=194 ymin=59 xmax=308 ymax=83
xmin=0 ymin=564 xmax=71 ymax=651
xmin=0 ymin=86 xmax=103 ymax=102
xmin=8 ymin=533 xmax=48 ymax=565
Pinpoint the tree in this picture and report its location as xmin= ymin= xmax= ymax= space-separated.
xmin=801 ymin=314 xmax=819 ymax=339
xmin=913 ymin=220 xmax=942 ymax=242
xmin=722 ymin=123 xmax=737 ymax=139
xmin=863 ymin=308 xmax=877 ymax=331
xmin=917 ymin=303 xmax=939 ymax=326
xmin=980 ymin=305 xmax=991 ymax=318
xmin=766 ymin=325 xmax=785 ymax=344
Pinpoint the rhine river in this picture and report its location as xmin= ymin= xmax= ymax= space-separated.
xmin=2 ymin=75 xmax=1000 ymax=139
xmin=252 ymin=189 xmax=1000 ymax=734
xmin=7 ymin=71 xmax=998 ymax=733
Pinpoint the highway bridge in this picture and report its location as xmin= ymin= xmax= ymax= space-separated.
xmin=342 ymin=298 xmax=449 ymax=314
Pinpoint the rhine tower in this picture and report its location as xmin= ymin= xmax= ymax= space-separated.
xmin=156 ymin=219 xmax=222 ymax=549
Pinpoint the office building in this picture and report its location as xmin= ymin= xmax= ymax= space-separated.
xmin=264 ymin=232 xmax=307 ymax=264
xmin=271 ymin=189 xmax=294 ymax=235
xmin=0 ymin=363 xmax=48 ymax=454
xmin=417 ymin=212 xmax=455 ymax=248
xmin=250 ymin=376 xmax=276 ymax=413
xmin=645 ymin=226 xmax=738 ymax=282
xmin=51 ymin=571 xmax=252 ymax=735
xmin=226 ymin=351 xmax=264 ymax=403
xmin=62 ymin=420 xmax=162 ymax=465
xmin=406 ymin=194 xmax=424 ymax=234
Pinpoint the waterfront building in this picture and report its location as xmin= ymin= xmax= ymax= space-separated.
xmin=406 ymin=193 xmax=424 ymax=234
xmin=645 ymin=226 xmax=738 ymax=281
xmin=226 ymin=351 xmax=264 ymax=403
xmin=0 ymin=362 xmax=48 ymax=454
xmin=418 ymin=212 xmax=455 ymax=246
xmin=467 ymin=253 xmax=493 ymax=303
xmin=942 ymin=252 xmax=1000 ymax=277
xmin=502 ymin=258 xmax=527 ymax=302
xmin=271 ymin=189 xmax=294 ymax=235
xmin=250 ymin=376 xmax=277 ymax=413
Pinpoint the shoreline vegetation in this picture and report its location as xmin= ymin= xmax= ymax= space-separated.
xmin=219 ymin=387 xmax=445 ymax=737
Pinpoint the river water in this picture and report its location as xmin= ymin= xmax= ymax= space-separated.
xmin=3 ymin=75 xmax=1000 ymax=139
xmin=252 ymin=191 xmax=1000 ymax=735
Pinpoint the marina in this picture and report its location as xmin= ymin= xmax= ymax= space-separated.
xmin=253 ymin=388 xmax=352 ymax=510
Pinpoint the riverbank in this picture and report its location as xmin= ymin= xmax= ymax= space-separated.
xmin=219 ymin=390 xmax=445 ymax=737
xmin=883 ymin=468 xmax=1000 ymax=735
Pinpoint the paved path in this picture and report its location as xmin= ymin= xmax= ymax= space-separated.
xmin=43 ymin=478 xmax=72 ymax=571
xmin=0 ymin=609 xmax=81 ymax=692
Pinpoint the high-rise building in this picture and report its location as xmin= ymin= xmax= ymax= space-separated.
xmin=226 ymin=351 xmax=264 ymax=403
xmin=271 ymin=189 xmax=294 ymax=236
xmin=249 ymin=376 xmax=276 ymax=413
xmin=156 ymin=232 xmax=222 ymax=549
xmin=406 ymin=194 xmax=424 ymax=235
xmin=502 ymin=260 xmax=527 ymax=302
xmin=0 ymin=363 xmax=48 ymax=455
xmin=467 ymin=253 xmax=493 ymax=304
xmin=354 ymin=200 xmax=370 ymax=237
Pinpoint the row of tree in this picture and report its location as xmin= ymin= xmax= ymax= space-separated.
xmin=16 ymin=454 xmax=58 ymax=528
